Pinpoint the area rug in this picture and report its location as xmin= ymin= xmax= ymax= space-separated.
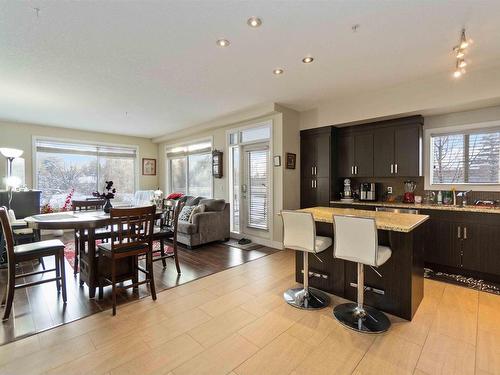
xmin=225 ymin=239 xmax=264 ymax=251
xmin=424 ymin=267 xmax=500 ymax=295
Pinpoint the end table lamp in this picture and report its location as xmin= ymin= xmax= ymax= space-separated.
xmin=0 ymin=147 xmax=24 ymax=209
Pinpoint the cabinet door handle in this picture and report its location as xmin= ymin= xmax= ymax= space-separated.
xmin=395 ymin=163 xmax=398 ymax=174
xmin=311 ymin=180 xmax=314 ymax=188
xmin=311 ymin=166 xmax=314 ymax=176
xmin=351 ymin=166 xmax=354 ymax=175
xmin=464 ymin=227 xmax=467 ymax=240
xmin=355 ymin=166 xmax=358 ymax=175
xmin=457 ymin=226 xmax=461 ymax=239
xmin=314 ymin=166 xmax=317 ymax=175
xmin=390 ymin=164 xmax=394 ymax=174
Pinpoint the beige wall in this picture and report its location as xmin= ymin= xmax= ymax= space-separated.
xmin=0 ymin=120 xmax=159 ymax=190
xmin=157 ymin=105 xmax=301 ymax=247
xmin=300 ymin=64 xmax=500 ymax=130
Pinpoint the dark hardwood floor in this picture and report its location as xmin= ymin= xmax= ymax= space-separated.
xmin=0 ymin=235 xmax=277 ymax=345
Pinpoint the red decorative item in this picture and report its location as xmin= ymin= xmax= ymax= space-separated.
xmin=167 ymin=192 xmax=184 ymax=200
xmin=61 ymin=188 xmax=75 ymax=212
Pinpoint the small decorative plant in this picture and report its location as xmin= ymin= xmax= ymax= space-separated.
xmin=40 ymin=203 xmax=55 ymax=214
xmin=93 ymin=181 xmax=116 ymax=213
xmin=92 ymin=181 xmax=116 ymax=200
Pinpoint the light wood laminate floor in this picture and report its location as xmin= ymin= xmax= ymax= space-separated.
xmin=0 ymin=249 xmax=499 ymax=375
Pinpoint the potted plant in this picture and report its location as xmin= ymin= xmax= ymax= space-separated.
xmin=93 ymin=181 xmax=116 ymax=213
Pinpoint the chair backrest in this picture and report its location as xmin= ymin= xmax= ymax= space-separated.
xmin=333 ymin=215 xmax=379 ymax=266
xmin=72 ymin=199 xmax=105 ymax=211
xmin=172 ymin=200 xmax=186 ymax=241
xmin=133 ymin=190 xmax=154 ymax=207
xmin=109 ymin=205 xmax=156 ymax=252
xmin=0 ymin=207 xmax=15 ymax=266
xmin=281 ymin=210 xmax=316 ymax=253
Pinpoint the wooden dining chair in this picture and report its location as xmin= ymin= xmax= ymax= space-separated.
xmin=0 ymin=207 xmax=67 ymax=320
xmin=72 ymin=199 xmax=109 ymax=276
xmin=97 ymin=205 xmax=156 ymax=315
xmin=151 ymin=200 xmax=184 ymax=273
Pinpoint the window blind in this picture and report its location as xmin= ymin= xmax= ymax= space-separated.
xmin=247 ymin=149 xmax=269 ymax=230
xmin=431 ymin=129 xmax=500 ymax=184
xmin=36 ymin=140 xmax=137 ymax=158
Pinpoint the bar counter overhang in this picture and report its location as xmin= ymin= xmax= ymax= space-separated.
xmin=292 ymin=207 xmax=429 ymax=321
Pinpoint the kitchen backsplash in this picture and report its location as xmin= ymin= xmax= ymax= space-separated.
xmin=338 ymin=176 xmax=500 ymax=204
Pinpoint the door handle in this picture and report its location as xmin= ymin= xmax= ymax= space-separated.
xmin=354 ymin=166 xmax=358 ymax=175
xmin=395 ymin=164 xmax=398 ymax=174
xmin=311 ymin=166 xmax=314 ymax=176
xmin=314 ymin=166 xmax=317 ymax=175
xmin=351 ymin=166 xmax=354 ymax=175
xmin=390 ymin=164 xmax=394 ymax=174
xmin=314 ymin=180 xmax=317 ymax=188
xmin=311 ymin=179 xmax=314 ymax=188
xmin=464 ymin=226 xmax=467 ymax=240
xmin=457 ymin=226 xmax=461 ymax=239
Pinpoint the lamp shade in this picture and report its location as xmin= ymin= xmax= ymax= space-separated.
xmin=0 ymin=148 xmax=23 ymax=158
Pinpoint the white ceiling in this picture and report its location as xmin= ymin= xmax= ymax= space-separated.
xmin=1 ymin=1 xmax=500 ymax=138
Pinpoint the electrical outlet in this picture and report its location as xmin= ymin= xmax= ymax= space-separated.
xmin=387 ymin=186 xmax=393 ymax=194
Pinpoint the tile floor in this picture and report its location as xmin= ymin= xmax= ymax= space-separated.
xmin=0 ymin=249 xmax=499 ymax=375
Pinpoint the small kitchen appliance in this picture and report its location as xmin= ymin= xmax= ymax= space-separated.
xmin=403 ymin=180 xmax=417 ymax=203
xmin=340 ymin=178 xmax=354 ymax=202
xmin=360 ymin=182 xmax=377 ymax=201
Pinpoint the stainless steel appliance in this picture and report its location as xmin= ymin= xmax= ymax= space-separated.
xmin=360 ymin=182 xmax=376 ymax=201
xmin=340 ymin=178 xmax=354 ymax=202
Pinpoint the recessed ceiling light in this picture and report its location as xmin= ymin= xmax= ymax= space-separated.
xmin=247 ymin=17 xmax=262 ymax=28
xmin=216 ymin=39 xmax=230 ymax=47
xmin=302 ymin=56 xmax=314 ymax=64
xmin=273 ymin=68 xmax=284 ymax=75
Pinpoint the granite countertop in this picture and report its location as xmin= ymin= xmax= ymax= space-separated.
xmin=330 ymin=200 xmax=500 ymax=214
xmin=299 ymin=206 xmax=429 ymax=233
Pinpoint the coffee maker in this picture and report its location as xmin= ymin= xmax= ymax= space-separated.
xmin=360 ymin=182 xmax=377 ymax=201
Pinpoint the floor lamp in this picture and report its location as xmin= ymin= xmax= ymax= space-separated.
xmin=0 ymin=147 xmax=24 ymax=209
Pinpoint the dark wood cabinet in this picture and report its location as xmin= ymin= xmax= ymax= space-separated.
xmin=373 ymin=118 xmax=422 ymax=177
xmin=422 ymin=209 xmax=500 ymax=281
xmin=337 ymin=132 xmax=373 ymax=177
xmin=300 ymin=127 xmax=335 ymax=208
xmin=338 ymin=115 xmax=422 ymax=178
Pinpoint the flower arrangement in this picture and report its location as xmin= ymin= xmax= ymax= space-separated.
xmin=60 ymin=188 xmax=75 ymax=212
xmin=92 ymin=181 xmax=116 ymax=200
xmin=40 ymin=203 xmax=55 ymax=214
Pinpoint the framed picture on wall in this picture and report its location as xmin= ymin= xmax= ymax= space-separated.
xmin=286 ymin=153 xmax=296 ymax=169
xmin=142 ymin=158 xmax=156 ymax=176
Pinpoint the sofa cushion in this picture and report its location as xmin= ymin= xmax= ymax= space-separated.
xmin=189 ymin=204 xmax=206 ymax=222
xmin=179 ymin=206 xmax=196 ymax=222
xmin=181 ymin=196 xmax=203 ymax=206
xmin=177 ymin=221 xmax=198 ymax=234
xmin=199 ymin=199 xmax=226 ymax=212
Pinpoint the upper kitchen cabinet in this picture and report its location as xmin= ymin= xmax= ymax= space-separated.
xmin=338 ymin=115 xmax=423 ymax=178
xmin=373 ymin=116 xmax=423 ymax=177
xmin=300 ymin=127 xmax=336 ymax=207
xmin=337 ymin=130 xmax=373 ymax=178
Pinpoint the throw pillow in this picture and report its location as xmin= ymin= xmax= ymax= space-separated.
xmin=178 ymin=205 xmax=195 ymax=222
xmin=189 ymin=204 xmax=206 ymax=223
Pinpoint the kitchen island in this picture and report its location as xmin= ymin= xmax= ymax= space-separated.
xmin=295 ymin=206 xmax=429 ymax=320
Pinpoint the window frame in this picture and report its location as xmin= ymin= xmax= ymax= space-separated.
xmin=32 ymin=136 xmax=139 ymax=203
xmin=165 ymin=137 xmax=214 ymax=198
xmin=424 ymin=120 xmax=500 ymax=191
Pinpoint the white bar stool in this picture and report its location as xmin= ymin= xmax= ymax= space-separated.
xmin=332 ymin=215 xmax=392 ymax=333
xmin=281 ymin=210 xmax=331 ymax=310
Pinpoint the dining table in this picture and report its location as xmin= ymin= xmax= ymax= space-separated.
xmin=24 ymin=208 xmax=164 ymax=298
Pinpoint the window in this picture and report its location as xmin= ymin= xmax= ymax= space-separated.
xmin=35 ymin=139 xmax=137 ymax=207
xmin=431 ymin=128 xmax=500 ymax=184
xmin=167 ymin=140 xmax=212 ymax=197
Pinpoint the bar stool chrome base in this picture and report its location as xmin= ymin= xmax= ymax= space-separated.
xmin=333 ymin=303 xmax=391 ymax=333
xmin=284 ymin=287 xmax=330 ymax=310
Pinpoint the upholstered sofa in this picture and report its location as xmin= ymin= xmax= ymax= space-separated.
xmin=175 ymin=196 xmax=230 ymax=248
